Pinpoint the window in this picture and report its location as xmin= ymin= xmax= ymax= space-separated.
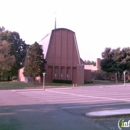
xmin=67 ymin=68 xmax=69 ymax=77
xmin=54 ymin=68 xmax=57 ymax=77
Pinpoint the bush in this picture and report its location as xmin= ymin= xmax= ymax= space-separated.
xmin=97 ymin=77 xmax=105 ymax=80
xmin=60 ymin=80 xmax=66 ymax=83
xmin=53 ymin=79 xmax=72 ymax=84
xmin=84 ymin=80 xmax=93 ymax=84
xmin=66 ymin=80 xmax=72 ymax=84
xmin=53 ymin=79 xmax=60 ymax=83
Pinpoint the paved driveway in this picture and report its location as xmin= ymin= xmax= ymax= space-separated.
xmin=0 ymin=84 xmax=130 ymax=130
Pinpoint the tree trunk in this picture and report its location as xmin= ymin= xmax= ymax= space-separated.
xmin=7 ymin=76 xmax=10 ymax=82
xmin=33 ymin=77 xmax=35 ymax=84
xmin=118 ymin=72 xmax=122 ymax=82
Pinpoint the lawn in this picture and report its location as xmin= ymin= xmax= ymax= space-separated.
xmin=0 ymin=80 xmax=125 ymax=90
xmin=86 ymin=80 xmax=122 ymax=85
xmin=0 ymin=81 xmax=43 ymax=90
xmin=0 ymin=81 xmax=73 ymax=90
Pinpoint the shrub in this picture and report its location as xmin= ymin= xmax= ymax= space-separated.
xmin=53 ymin=79 xmax=60 ymax=83
xmin=66 ymin=80 xmax=72 ymax=84
xmin=97 ymin=77 xmax=105 ymax=80
xmin=84 ymin=80 xmax=93 ymax=84
xmin=53 ymin=79 xmax=72 ymax=84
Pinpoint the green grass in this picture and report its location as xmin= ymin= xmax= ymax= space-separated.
xmin=0 ymin=80 xmax=125 ymax=90
xmin=89 ymin=80 xmax=119 ymax=85
xmin=0 ymin=81 xmax=74 ymax=90
xmin=0 ymin=82 xmax=43 ymax=90
xmin=81 ymin=80 xmax=123 ymax=86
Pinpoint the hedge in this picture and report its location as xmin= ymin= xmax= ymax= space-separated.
xmin=53 ymin=79 xmax=72 ymax=84
xmin=84 ymin=81 xmax=93 ymax=84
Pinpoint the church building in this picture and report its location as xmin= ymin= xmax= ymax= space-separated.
xmin=18 ymin=19 xmax=101 ymax=84
xmin=39 ymin=28 xmax=85 ymax=84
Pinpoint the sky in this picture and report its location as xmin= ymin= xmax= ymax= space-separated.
xmin=0 ymin=0 xmax=130 ymax=61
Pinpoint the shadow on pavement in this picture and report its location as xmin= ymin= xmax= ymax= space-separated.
xmin=0 ymin=102 xmax=130 ymax=130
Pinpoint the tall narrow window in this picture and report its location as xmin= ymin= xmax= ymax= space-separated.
xmin=67 ymin=68 xmax=69 ymax=77
xmin=61 ymin=68 xmax=63 ymax=77
xmin=54 ymin=68 xmax=57 ymax=77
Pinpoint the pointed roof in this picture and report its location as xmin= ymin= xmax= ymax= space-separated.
xmin=55 ymin=18 xmax=56 ymax=29
xmin=39 ymin=28 xmax=82 ymax=66
xmin=39 ymin=33 xmax=51 ymax=58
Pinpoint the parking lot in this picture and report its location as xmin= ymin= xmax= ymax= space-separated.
xmin=1 ymin=84 xmax=130 ymax=130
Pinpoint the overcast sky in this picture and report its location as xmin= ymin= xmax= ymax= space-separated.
xmin=0 ymin=0 xmax=130 ymax=61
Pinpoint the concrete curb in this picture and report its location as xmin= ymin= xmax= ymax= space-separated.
xmin=11 ymin=89 xmax=44 ymax=92
xmin=86 ymin=109 xmax=130 ymax=117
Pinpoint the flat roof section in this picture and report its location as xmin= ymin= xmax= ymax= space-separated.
xmin=86 ymin=109 xmax=130 ymax=117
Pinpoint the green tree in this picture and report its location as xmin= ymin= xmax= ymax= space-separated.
xmin=100 ymin=47 xmax=130 ymax=80
xmin=84 ymin=60 xmax=96 ymax=66
xmin=23 ymin=42 xmax=46 ymax=83
xmin=0 ymin=26 xmax=5 ymax=32
xmin=100 ymin=58 xmax=116 ymax=72
xmin=0 ymin=40 xmax=16 ymax=81
xmin=121 ymin=47 xmax=130 ymax=70
xmin=101 ymin=47 xmax=123 ymax=72
xmin=0 ymin=28 xmax=28 ymax=76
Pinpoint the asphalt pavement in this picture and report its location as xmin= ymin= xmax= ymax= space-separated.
xmin=0 ymin=84 xmax=130 ymax=130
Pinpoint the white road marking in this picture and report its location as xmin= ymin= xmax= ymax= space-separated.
xmin=46 ymin=89 xmax=130 ymax=102
xmin=13 ymin=87 xmax=130 ymax=107
xmin=47 ymin=87 xmax=72 ymax=90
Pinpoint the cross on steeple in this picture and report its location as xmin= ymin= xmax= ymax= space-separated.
xmin=55 ymin=12 xmax=57 ymax=29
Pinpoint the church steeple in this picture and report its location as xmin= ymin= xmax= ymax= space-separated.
xmin=54 ymin=12 xmax=57 ymax=29
xmin=55 ymin=18 xmax=56 ymax=29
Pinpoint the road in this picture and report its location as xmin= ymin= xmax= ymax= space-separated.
xmin=0 ymin=84 xmax=130 ymax=130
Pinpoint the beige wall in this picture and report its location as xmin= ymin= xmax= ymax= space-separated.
xmin=18 ymin=68 xmax=41 ymax=83
xmin=84 ymin=58 xmax=101 ymax=71
xmin=84 ymin=58 xmax=101 ymax=81
xmin=18 ymin=68 xmax=26 ymax=82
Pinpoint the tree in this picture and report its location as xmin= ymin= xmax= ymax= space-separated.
xmin=0 ymin=28 xmax=28 ymax=76
xmin=100 ymin=59 xmax=116 ymax=72
xmin=102 ymin=47 xmax=112 ymax=59
xmin=23 ymin=42 xmax=46 ymax=83
xmin=100 ymin=47 xmax=130 ymax=81
xmin=0 ymin=26 xmax=5 ymax=32
xmin=0 ymin=40 xmax=16 ymax=81
xmin=121 ymin=48 xmax=130 ymax=70
xmin=84 ymin=60 xmax=96 ymax=66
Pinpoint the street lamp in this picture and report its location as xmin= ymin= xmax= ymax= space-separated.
xmin=123 ymin=70 xmax=127 ymax=86
xmin=43 ymin=72 xmax=46 ymax=90
xmin=115 ymin=72 xmax=117 ymax=83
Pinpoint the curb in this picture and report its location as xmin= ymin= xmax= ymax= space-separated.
xmin=86 ymin=109 xmax=130 ymax=117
